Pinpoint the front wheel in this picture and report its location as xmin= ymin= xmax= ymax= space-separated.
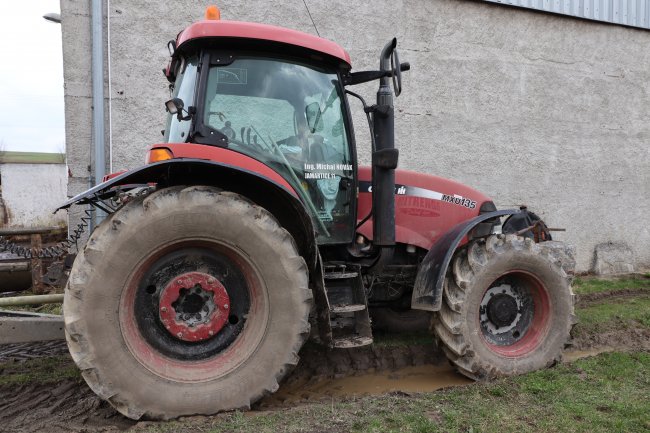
xmin=433 ymin=234 xmax=575 ymax=379
xmin=64 ymin=186 xmax=312 ymax=419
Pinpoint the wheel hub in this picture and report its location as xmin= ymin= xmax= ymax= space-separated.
xmin=479 ymin=283 xmax=523 ymax=336
xmin=486 ymin=293 xmax=519 ymax=327
xmin=158 ymin=272 xmax=230 ymax=342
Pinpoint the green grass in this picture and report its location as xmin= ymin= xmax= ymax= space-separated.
xmin=572 ymin=274 xmax=650 ymax=295
xmin=576 ymin=296 xmax=650 ymax=332
xmin=0 ymin=355 xmax=80 ymax=386
xmin=138 ymin=352 xmax=650 ymax=433
xmin=3 ymin=303 xmax=63 ymax=315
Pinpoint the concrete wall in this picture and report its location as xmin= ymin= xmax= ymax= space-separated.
xmin=0 ymin=164 xmax=67 ymax=227
xmin=60 ymin=0 xmax=650 ymax=272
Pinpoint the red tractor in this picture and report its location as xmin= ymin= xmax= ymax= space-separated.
xmin=59 ymin=5 xmax=575 ymax=420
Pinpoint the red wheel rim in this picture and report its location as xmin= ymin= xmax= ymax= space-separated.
xmin=158 ymin=272 xmax=231 ymax=342
xmin=479 ymin=270 xmax=551 ymax=358
xmin=119 ymin=239 xmax=269 ymax=382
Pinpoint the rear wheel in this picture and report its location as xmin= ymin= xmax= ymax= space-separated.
xmin=64 ymin=186 xmax=312 ymax=419
xmin=433 ymin=234 xmax=575 ymax=379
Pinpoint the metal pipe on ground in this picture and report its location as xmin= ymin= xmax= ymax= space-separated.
xmin=0 ymin=294 xmax=64 ymax=307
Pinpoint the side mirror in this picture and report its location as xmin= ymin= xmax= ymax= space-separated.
xmin=165 ymin=97 xmax=183 ymax=115
xmin=305 ymin=102 xmax=324 ymax=133
xmin=390 ymin=49 xmax=402 ymax=97
xmin=165 ymin=98 xmax=193 ymax=121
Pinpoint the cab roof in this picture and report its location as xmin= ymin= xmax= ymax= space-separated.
xmin=176 ymin=20 xmax=352 ymax=68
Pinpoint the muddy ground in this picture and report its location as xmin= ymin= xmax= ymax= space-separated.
xmin=1 ymin=288 xmax=649 ymax=433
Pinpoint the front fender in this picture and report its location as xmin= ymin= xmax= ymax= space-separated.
xmin=58 ymin=159 xmax=318 ymax=271
xmin=57 ymin=158 xmax=297 ymax=210
xmin=411 ymin=209 xmax=521 ymax=312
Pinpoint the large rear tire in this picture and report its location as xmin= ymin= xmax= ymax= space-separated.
xmin=433 ymin=234 xmax=575 ymax=379
xmin=64 ymin=186 xmax=312 ymax=419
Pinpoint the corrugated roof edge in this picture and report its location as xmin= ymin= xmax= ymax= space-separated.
xmin=483 ymin=0 xmax=650 ymax=30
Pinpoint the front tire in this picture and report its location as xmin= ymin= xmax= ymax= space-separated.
xmin=64 ymin=186 xmax=312 ymax=419
xmin=433 ymin=234 xmax=575 ymax=379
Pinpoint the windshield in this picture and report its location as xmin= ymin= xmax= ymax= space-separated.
xmin=202 ymin=57 xmax=354 ymax=244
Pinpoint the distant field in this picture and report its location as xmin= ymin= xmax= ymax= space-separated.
xmin=0 ymin=151 xmax=65 ymax=164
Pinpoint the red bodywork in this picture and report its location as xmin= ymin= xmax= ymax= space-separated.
xmin=158 ymin=143 xmax=298 ymax=196
xmin=176 ymin=20 xmax=352 ymax=67
xmin=356 ymin=167 xmax=492 ymax=250
xmin=145 ymin=145 xmax=492 ymax=251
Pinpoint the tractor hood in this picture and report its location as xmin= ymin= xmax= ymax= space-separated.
xmin=356 ymin=166 xmax=494 ymax=250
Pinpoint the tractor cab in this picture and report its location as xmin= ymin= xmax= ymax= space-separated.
xmin=156 ymin=8 xmax=406 ymax=248
xmin=164 ymin=49 xmax=356 ymax=244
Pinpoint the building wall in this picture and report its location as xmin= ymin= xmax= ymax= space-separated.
xmin=0 ymin=163 xmax=67 ymax=227
xmin=60 ymin=0 xmax=650 ymax=272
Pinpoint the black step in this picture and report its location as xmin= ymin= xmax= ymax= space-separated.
xmin=324 ymin=271 xmax=359 ymax=279
xmin=322 ymin=265 xmax=373 ymax=349
xmin=330 ymin=303 xmax=366 ymax=314
xmin=332 ymin=336 xmax=373 ymax=349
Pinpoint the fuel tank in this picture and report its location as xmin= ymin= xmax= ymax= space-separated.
xmin=356 ymin=167 xmax=493 ymax=250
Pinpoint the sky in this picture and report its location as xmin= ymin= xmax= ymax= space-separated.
xmin=0 ymin=1 xmax=65 ymax=154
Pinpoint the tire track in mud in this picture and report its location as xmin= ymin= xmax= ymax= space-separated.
xmin=576 ymin=288 xmax=649 ymax=308
xmin=0 ymin=340 xmax=68 ymax=362
xmin=0 ymin=340 xmax=444 ymax=432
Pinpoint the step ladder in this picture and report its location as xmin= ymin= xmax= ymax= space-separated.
xmin=323 ymin=264 xmax=373 ymax=348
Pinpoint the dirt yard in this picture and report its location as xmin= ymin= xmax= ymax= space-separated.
xmin=1 ymin=274 xmax=648 ymax=433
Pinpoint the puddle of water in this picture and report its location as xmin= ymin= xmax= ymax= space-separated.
xmin=563 ymin=347 xmax=613 ymax=362
xmin=263 ymin=364 xmax=471 ymax=406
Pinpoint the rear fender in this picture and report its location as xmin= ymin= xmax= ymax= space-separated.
xmin=58 ymin=159 xmax=318 ymax=270
xmin=411 ymin=209 xmax=520 ymax=312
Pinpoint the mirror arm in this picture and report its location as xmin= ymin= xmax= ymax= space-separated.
xmin=343 ymin=70 xmax=387 ymax=86
xmin=343 ymin=62 xmax=410 ymax=87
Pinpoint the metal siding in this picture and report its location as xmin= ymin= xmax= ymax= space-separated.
xmin=483 ymin=0 xmax=650 ymax=29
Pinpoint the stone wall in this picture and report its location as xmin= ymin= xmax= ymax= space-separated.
xmin=60 ymin=0 xmax=650 ymax=272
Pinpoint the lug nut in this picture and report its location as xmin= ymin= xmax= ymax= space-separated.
xmin=223 ymin=304 xmax=229 ymax=310
xmin=161 ymin=307 xmax=167 ymax=312
xmin=209 ymin=330 xmax=214 ymax=336
xmin=177 ymin=332 xmax=183 ymax=338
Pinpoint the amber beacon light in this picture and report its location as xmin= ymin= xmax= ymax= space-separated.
xmin=205 ymin=5 xmax=221 ymax=20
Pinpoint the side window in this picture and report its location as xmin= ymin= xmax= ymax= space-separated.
xmin=165 ymin=57 xmax=198 ymax=143
xmin=302 ymin=91 xmax=352 ymax=222
xmin=201 ymin=58 xmax=354 ymax=244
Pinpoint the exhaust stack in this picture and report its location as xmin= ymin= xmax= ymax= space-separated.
xmin=371 ymin=38 xmax=399 ymax=247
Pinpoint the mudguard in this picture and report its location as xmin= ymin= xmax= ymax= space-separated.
xmin=411 ymin=209 xmax=521 ymax=312
xmin=57 ymin=158 xmax=318 ymax=271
